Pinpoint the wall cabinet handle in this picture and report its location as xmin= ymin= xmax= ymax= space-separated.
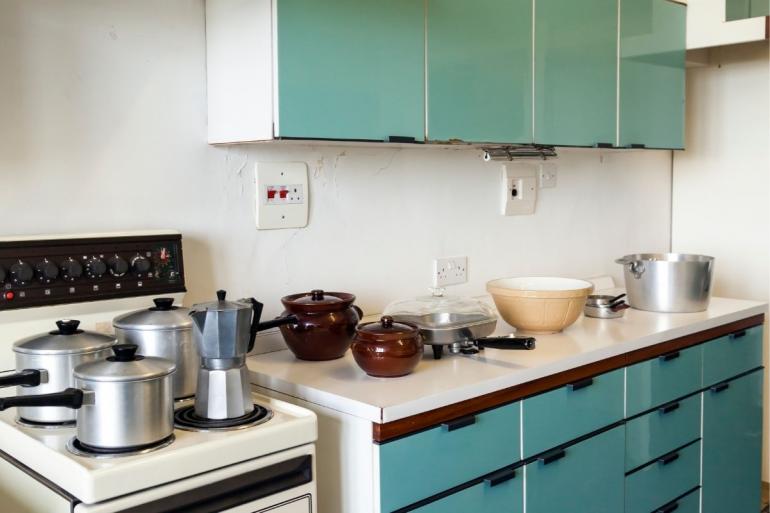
xmin=484 ymin=468 xmax=517 ymax=487
xmin=729 ymin=330 xmax=747 ymax=340
xmin=593 ymin=142 xmax=613 ymax=148
xmin=387 ymin=135 xmax=416 ymax=143
xmin=658 ymin=401 xmax=680 ymax=415
xmin=658 ymin=452 xmax=680 ymax=466
xmin=711 ymin=383 xmax=730 ymax=393
xmin=627 ymin=143 xmax=646 ymax=149
xmin=568 ymin=378 xmax=594 ymax=391
xmin=441 ymin=415 xmax=476 ymax=432
xmin=539 ymin=449 xmax=567 ymax=465
xmin=656 ymin=501 xmax=680 ymax=513
xmin=659 ymin=351 xmax=680 ymax=362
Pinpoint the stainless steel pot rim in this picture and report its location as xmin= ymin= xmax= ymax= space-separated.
xmin=616 ymin=253 xmax=714 ymax=264
xmin=13 ymin=333 xmax=115 ymax=355
xmin=74 ymin=356 xmax=176 ymax=382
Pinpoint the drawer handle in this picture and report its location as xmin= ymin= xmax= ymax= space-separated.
xmin=568 ymin=378 xmax=594 ymax=391
xmin=730 ymin=330 xmax=747 ymax=340
xmin=656 ymin=502 xmax=680 ymax=513
xmin=658 ymin=401 xmax=680 ymax=415
xmin=659 ymin=351 xmax=681 ymax=362
xmin=539 ymin=449 xmax=566 ymax=465
xmin=441 ymin=415 xmax=476 ymax=432
xmin=387 ymin=135 xmax=416 ymax=144
xmin=711 ymin=382 xmax=730 ymax=393
xmin=484 ymin=468 xmax=517 ymax=487
xmin=658 ymin=452 xmax=680 ymax=466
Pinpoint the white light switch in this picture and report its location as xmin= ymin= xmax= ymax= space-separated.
xmin=501 ymin=164 xmax=537 ymax=216
xmin=255 ymin=162 xmax=309 ymax=230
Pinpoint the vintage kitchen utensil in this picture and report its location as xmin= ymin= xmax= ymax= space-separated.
xmin=0 ymin=344 xmax=176 ymax=450
xmin=0 ymin=320 xmax=115 ymax=424
xmin=113 ymin=298 xmax=197 ymax=399
xmin=615 ymin=253 xmax=714 ymax=313
xmin=584 ymin=295 xmax=631 ymax=319
xmin=278 ymin=289 xmax=363 ymax=361
xmin=486 ymin=277 xmax=593 ymax=334
xmin=351 ymin=316 xmax=423 ymax=378
xmin=383 ymin=290 xmax=536 ymax=359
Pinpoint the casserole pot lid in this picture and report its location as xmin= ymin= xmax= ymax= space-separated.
xmin=383 ymin=290 xmax=497 ymax=329
xmin=356 ymin=316 xmax=419 ymax=342
xmin=113 ymin=298 xmax=192 ymax=331
xmin=190 ymin=290 xmax=251 ymax=313
xmin=14 ymin=320 xmax=115 ymax=355
xmin=74 ymin=344 xmax=176 ymax=382
xmin=281 ymin=289 xmax=355 ymax=313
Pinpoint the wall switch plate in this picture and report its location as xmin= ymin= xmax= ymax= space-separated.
xmin=538 ymin=162 xmax=558 ymax=189
xmin=255 ymin=162 xmax=309 ymax=230
xmin=501 ymin=164 xmax=537 ymax=216
xmin=433 ymin=256 xmax=468 ymax=288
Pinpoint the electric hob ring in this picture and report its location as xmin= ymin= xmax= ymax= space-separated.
xmin=66 ymin=434 xmax=176 ymax=459
xmin=16 ymin=417 xmax=75 ymax=430
xmin=174 ymin=404 xmax=273 ymax=432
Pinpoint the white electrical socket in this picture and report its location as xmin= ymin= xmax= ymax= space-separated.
xmin=501 ymin=164 xmax=537 ymax=216
xmin=255 ymin=162 xmax=309 ymax=230
xmin=538 ymin=162 xmax=558 ymax=189
xmin=433 ymin=257 xmax=468 ymax=288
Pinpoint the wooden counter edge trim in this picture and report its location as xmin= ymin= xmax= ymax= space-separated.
xmin=373 ymin=314 xmax=765 ymax=443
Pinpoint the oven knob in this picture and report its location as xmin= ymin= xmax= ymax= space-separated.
xmin=60 ymin=258 xmax=83 ymax=282
xmin=10 ymin=261 xmax=34 ymax=285
xmin=36 ymin=259 xmax=59 ymax=283
xmin=85 ymin=257 xmax=107 ymax=279
xmin=108 ymin=255 xmax=129 ymax=277
xmin=131 ymin=255 xmax=151 ymax=274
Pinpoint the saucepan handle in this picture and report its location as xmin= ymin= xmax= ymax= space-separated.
xmin=0 ymin=388 xmax=84 ymax=411
xmin=615 ymin=257 xmax=645 ymax=279
xmin=476 ymin=337 xmax=536 ymax=350
xmin=247 ymin=298 xmax=264 ymax=353
xmin=0 ymin=369 xmax=47 ymax=388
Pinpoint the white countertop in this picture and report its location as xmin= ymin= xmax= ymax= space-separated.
xmin=247 ymin=296 xmax=767 ymax=424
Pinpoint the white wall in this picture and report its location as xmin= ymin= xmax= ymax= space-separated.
xmin=672 ymin=41 xmax=770 ymax=479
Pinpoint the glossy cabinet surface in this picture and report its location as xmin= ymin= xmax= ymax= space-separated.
xmin=522 ymin=368 xmax=624 ymax=457
xmin=534 ymin=0 xmax=617 ymax=146
xmin=379 ymin=403 xmax=520 ymax=513
xmin=276 ymin=0 xmax=424 ymax=141
xmin=625 ymin=345 xmax=701 ymax=416
xmin=526 ymin=426 xmax=625 ymax=513
xmin=427 ymin=0 xmax=532 ymax=144
xmin=702 ymin=369 xmax=764 ymax=513
xmin=727 ymin=0 xmax=770 ymax=19
xmin=411 ymin=470 xmax=523 ymax=513
xmin=619 ymin=0 xmax=686 ymax=149
xmin=702 ymin=326 xmax=763 ymax=386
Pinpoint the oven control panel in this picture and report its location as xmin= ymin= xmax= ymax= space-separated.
xmin=0 ymin=233 xmax=185 ymax=310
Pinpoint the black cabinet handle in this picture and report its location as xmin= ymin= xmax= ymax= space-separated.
xmin=659 ymin=351 xmax=681 ymax=362
xmin=539 ymin=449 xmax=566 ymax=465
xmin=730 ymin=330 xmax=747 ymax=340
xmin=441 ymin=415 xmax=476 ymax=432
xmin=627 ymin=143 xmax=646 ymax=149
xmin=568 ymin=378 xmax=594 ymax=391
xmin=484 ymin=468 xmax=517 ymax=487
xmin=594 ymin=142 xmax=613 ymax=148
xmin=387 ymin=136 xmax=416 ymax=144
xmin=658 ymin=452 xmax=680 ymax=466
xmin=656 ymin=502 xmax=679 ymax=513
xmin=711 ymin=383 xmax=730 ymax=393
xmin=658 ymin=401 xmax=680 ymax=415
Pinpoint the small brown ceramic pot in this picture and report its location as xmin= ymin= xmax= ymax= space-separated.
xmin=279 ymin=290 xmax=362 ymax=361
xmin=351 ymin=316 xmax=423 ymax=378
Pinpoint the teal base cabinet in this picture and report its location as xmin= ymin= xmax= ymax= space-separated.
xmin=411 ymin=470 xmax=523 ymax=513
xmin=525 ymin=426 xmax=625 ymax=513
xmin=702 ymin=325 xmax=763 ymax=386
xmin=702 ymin=369 xmax=764 ymax=513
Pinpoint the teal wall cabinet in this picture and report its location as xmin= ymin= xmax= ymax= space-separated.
xmin=534 ymin=0 xmax=618 ymax=147
xmin=426 ymin=0 xmax=532 ymax=144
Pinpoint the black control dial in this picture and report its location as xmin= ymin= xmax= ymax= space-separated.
xmin=36 ymin=259 xmax=59 ymax=284
xmin=85 ymin=257 xmax=107 ymax=279
xmin=108 ymin=255 xmax=129 ymax=277
xmin=131 ymin=255 xmax=152 ymax=275
xmin=10 ymin=261 xmax=34 ymax=285
xmin=60 ymin=258 xmax=83 ymax=282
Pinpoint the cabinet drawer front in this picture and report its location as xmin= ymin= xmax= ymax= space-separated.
xmin=379 ymin=404 xmax=520 ymax=513
xmin=526 ymin=426 xmax=625 ymax=513
xmin=626 ymin=345 xmax=702 ymax=416
xmin=411 ymin=469 xmax=523 ymax=513
xmin=522 ymin=368 xmax=624 ymax=457
xmin=654 ymin=488 xmax=700 ymax=513
xmin=625 ymin=441 xmax=701 ymax=513
xmin=625 ymin=394 xmax=701 ymax=471
xmin=702 ymin=326 xmax=763 ymax=386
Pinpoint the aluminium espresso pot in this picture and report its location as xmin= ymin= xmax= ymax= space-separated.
xmin=0 ymin=320 xmax=115 ymax=424
xmin=113 ymin=297 xmax=197 ymax=399
xmin=0 ymin=344 xmax=176 ymax=450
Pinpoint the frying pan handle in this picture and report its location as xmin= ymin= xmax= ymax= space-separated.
xmin=0 ymin=388 xmax=84 ymax=411
xmin=477 ymin=337 xmax=536 ymax=350
xmin=0 ymin=369 xmax=47 ymax=388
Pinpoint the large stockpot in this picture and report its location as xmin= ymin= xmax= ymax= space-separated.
xmin=0 ymin=344 xmax=175 ymax=450
xmin=616 ymin=253 xmax=715 ymax=313
xmin=0 ymin=320 xmax=115 ymax=424
xmin=113 ymin=297 xmax=197 ymax=399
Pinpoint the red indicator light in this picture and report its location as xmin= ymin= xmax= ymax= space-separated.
xmin=279 ymin=190 xmax=288 ymax=199
xmin=4 ymin=291 xmax=15 ymax=301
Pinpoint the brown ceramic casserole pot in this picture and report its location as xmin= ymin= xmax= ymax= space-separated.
xmin=279 ymin=290 xmax=362 ymax=361
xmin=351 ymin=316 xmax=423 ymax=378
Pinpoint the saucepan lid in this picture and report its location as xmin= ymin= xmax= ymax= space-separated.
xmin=113 ymin=298 xmax=192 ymax=331
xmin=383 ymin=290 xmax=497 ymax=330
xmin=14 ymin=320 xmax=116 ymax=356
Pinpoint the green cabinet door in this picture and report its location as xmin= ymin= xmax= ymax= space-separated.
xmin=534 ymin=0 xmax=618 ymax=147
xmin=619 ymin=0 xmax=686 ymax=149
xmin=750 ymin=0 xmax=770 ymax=17
xmin=427 ymin=0 xmax=532 ymax=144
xmin=276 ymin=0 xmax=424 ymax=141
xmin=702 ymin=369 xmax=764 ymax=513
xmin=526 ymin=426 xmax=625 ymax=513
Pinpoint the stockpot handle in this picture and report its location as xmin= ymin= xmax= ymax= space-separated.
xmin=0 ymin=369 xmax=47 ymax=388
xmin=0 ymin=388 xmax=84 ymax=411
xmin=615 ymin=257 xmax=645 ymax=279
